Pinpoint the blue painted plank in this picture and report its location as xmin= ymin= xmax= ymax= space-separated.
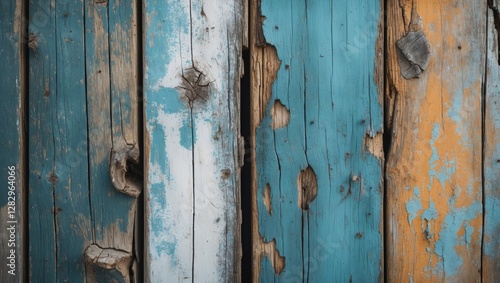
xmin=144 ymin=0 xmax=243 ymax=281
xmin=29 ymin=0 xmax=92 ymax=281
xmin=84 ymin=0 xmax=139 ymax=268
xmin=483 ymin=2 xmax=500 ymax=281
xmin=0 ymin=0 xmax=25 ymax=280
xmin=251 ymin=0 xmax=384 ymax=281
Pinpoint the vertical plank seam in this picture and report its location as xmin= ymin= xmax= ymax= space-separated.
xmin=82 ymin=0 xmax=95 ymax=246
xmin=481 ymin=3 xmax=490 ymax=282
xmin=383 ymin=0 xmax=388 ymax=282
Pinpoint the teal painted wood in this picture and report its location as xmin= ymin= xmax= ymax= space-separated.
xmin=0 ymin=0 xmax=25 ymax=280
xmin=484 ymin=2 xmax=500 ymax=281
xmin=29 ymin=0 xmax=92 ymax=281
xmin=254 ymin=0 xmax=383 ymax=281
xmin=84 ymin=0 xmax=139 ymax=273
xmin=144 ymin=0 xmax=243 ymax=281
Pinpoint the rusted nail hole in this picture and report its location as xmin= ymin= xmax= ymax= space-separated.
xmin=178 ymin=66 xmax=212 ymax=108
xmin=297 ymin=166 xmax=318 ymax=210
xmin=110 ymin=141 xmax=142 ymax=197
xmin=271 ymin=100 xmax=290 ymax=129
xmin=285 ymin=64 xmax=290 ymax=70
xmin=28 ymin=33 xmax=38 ymax=52
xmin=46 ymin=171 xmax=59 ymax=184
xmin=396 ymin=30 xmax=431 ymax=79
xmin=351 ymin=175 xmax=359 ymax=182
xmin=221 ymin=169 xmax=231 ymax=179
xmin=355 ymin=232 xmax=363 ymax=239
xmin=274 ymin=26 xmax=279 ymax=30
xmin=457 ymin=45 xmax=462 ymax=50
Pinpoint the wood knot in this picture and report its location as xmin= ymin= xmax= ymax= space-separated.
xmin=84 ymin=245 xmax=133 ymax=281
xmin=110 ymin=140 xmax=142 ymax=197
xmin=297 ymin=166 xmax=318 ymax=210
xmin=396 ymin=30 xmax=431 ymax=79
xmin=178 ymin=66 xmax=213 ymax=108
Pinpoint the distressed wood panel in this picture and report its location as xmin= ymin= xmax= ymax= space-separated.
xmin=84 ymin=0 xmax=140 ymax=280
xmin=28 ymin=0 xmax=92 ymax=280
xmin=144 ymin=0 xmax=243 ymax=281
xmin=250 ymin=0 xmax=384 ymax=281
xmin=483 ymin=1 xmax=500 ymax=281
xmin=385 ymin=0 xmax=485 ymax=281
xmin=0 ymin=0 xmax=26 ymax=280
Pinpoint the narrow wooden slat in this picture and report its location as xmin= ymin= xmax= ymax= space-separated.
xmin=29 ymin=0 xmax=92 ymax=280
xmin=84 ymin=0 xmax=139 ymax=280
xmin=0 ymin=0 xmax=26 ymax=280
xmin=144 ymin=0 xmax=243 ymax=281
xmin=385 ymin=0 xmax=485 ymax=281
xmin=483 ymin=1 xmax=500 ymax=281
xmin=250 ymin=0 xmax=384 ymax=281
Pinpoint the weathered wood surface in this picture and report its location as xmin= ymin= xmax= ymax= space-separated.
xmin=250 ymin=0 xmax=384 ymax=281
xmin=484 ymin=1 xmax=500 ymax=281
xmin=29 ymin=0 xmax=93 ymax=281
xmin=143 ymin=0 xmax=243 ymax=281
xmin=84 ymin=0 xmax=140 ymax=280
xmin=386 ymin=0 xmax=485 ymax=281
xmin=0 ymin=0 xmax=26 ymax=280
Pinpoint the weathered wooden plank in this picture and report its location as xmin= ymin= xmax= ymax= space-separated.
xmin=144 ymin=0 xmax=243 ymax=281
xmin=0 ymin=0 xmax=26 ymax=280
xmin=250 ymin=0 xmax=384 ymax=281
xmin=84 ymin=0 xmax=140 ymax=280
xmin=385 ymin=1 xmax=485 ymax=281
xmin=29 ymin=0 xmax=92 ymax=280
xmin=483 ymin=1 xmax=500 ymax=281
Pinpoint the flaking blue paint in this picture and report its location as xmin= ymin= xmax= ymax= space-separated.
xmin=406 ymin=187 xmax=422 ymax=225
xmin=180 ymin=118 xmax=193 ymax=149
xmin=434 ymin=196 xmax=482 ymax=276
xmin=429 ymin=123 xmax=456 ymax=188
xmin=422 ymin=201 xmax=437 ymax=240
xmin=257 ymin=0 xmax=383 ymax=281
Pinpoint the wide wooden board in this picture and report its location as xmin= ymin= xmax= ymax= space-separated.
xmin=143 ymin=0 xmax=243 ymax=281
xmin=385 ymin=0 xmax=486 ymax=281
xmin=250 ymin=0 xmax=385 ymax=281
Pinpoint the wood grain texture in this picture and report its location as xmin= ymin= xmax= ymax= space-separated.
xmin=385 ymin=0 xmax=485 ymax=281
xmin=28 ymin=0 xmax=92 ymax=280
xmin=143 ymin=0 xmax=243 ymax=281
xmin=0 ymin=0 xmax=26 ymax=280
xmin=250 ymin=0 xmax=384 ymax=281
xmin=84 ymin=0 xmax=140 ymax=280
xmin=483 ymin=1 xmax=500 ymax=281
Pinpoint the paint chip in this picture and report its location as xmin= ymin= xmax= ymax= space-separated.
xmin=271 ymin=100 xmax=290 ymax=129
xmin=364 ymin=132 xmax=384 ymax=159
xmin=263 ymin=184 xmax=272 ymax=215
xmin=297 ymin=166 xmax=318 ymax=210
xmin=260 ymin=238 xmax=286 ymax=274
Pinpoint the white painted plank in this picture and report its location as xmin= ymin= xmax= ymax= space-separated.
xmin=144 ymin=0 xmax=243 ymax=281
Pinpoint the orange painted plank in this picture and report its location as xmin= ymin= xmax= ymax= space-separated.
xmin=385 ymin=0 xmax=486 ymax=281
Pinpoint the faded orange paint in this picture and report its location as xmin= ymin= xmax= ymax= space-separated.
xmin=386 ymin=0 xmax=485 ymax=281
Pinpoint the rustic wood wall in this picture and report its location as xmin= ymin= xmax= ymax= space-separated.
xmin=1 ymin=0 xmax=500 ymax=282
